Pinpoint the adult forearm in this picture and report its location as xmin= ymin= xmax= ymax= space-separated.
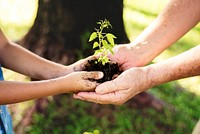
xmin=148 ymin=45 xmax=200 ymax=86
xmin=131 ymin=0 xmax=200 ymax=65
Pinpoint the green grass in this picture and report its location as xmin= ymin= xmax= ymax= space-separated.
xmin=25 ymin=90 xmax=200 ymax=134
xmin=0 ymin=0 xmax=200 ymax=134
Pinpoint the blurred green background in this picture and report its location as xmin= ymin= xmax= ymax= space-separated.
xmin=0 ymin=0 xmax=200 ymax=134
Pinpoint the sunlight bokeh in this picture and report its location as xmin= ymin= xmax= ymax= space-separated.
xmin=123 ymin=0 xmax=168 ymax=41
xmin=0 ymin=0 xmax=38 ymax=41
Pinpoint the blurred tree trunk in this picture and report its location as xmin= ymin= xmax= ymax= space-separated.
xmin=20 ymin=0 xmax=129 ymax=65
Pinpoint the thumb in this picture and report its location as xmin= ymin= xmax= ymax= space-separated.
xmin=82 ymin=71 xmax=104 ymax=80
xmin=95 ymin=80 xmax=118 ymax=94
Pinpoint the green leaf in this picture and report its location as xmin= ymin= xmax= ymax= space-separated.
xmin=89 ymin=32 xmax=97 ymax=42
xmin=94 ymin=50 xmax=102 ymax=55
xmin=107 ymin=33 xmax=117 ymax=38
xmin=109 ymin=48 xmax=114 ymax=55
xmin=98 ymin=57 xmax=103 ymax=63
xmin=97 ymin=22 xmax=101 ymax=25
xmin=101 ymin=56 xmax=109 ymax=65
xmin=102 ymin=40 xmax=109 ymax=49
xmin=102 ymin=40 xmax=108 ymax=46
xmin=103 ymin=44 xmax=110 ymax=50
xmin=104 ymin=57 xmax=109 ymax=63
xmin=102 ymin=60 xmax=106 ymax=65
xmin=93 ymin=42 xmax=99 ymax=49
xmin=106 ymin=33 xmax=116 ymax=45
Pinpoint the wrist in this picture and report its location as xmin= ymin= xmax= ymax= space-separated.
xmin=129 ymin=42 xmax=157 ymax=66
xmin=146 ymin=62 xmax=171 ymax=88
xmin=128 ymin=66 xmax=156 ymax=92
xmin=50 ymin=76 xmax=69 ymax=94
xmin=47 ymin=66 xmax=72 ymax=79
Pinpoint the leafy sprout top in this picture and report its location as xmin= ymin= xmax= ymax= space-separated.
xmin=89 ymin=19 xmax=117 ymax=65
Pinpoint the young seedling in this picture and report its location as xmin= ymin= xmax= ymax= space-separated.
xmin=84 ymin=19 xmax=120 ymax=82
xmin=89 ymin=19 xmax=117 ymax=65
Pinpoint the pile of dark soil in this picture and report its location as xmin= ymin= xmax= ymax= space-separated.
xmin=84 ymin=59 xmax=121 ymax=83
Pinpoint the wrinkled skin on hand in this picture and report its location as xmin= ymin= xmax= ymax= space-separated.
xmin=107 ymin=44 xmax=150 ymax=71
xmin=74 ymin=67 xmax=152 ymax=105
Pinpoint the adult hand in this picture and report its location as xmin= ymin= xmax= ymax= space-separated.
xmin=108 ymin=43 xmax=152 ymax=71
xmin=74 ymin=67 xmax=152 ymax=105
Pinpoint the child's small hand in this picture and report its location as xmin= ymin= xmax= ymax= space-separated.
xmin=59 ymin=71 xmax=104 ymax=93
xmin=69 ymin=56 xmax=96 ymax=72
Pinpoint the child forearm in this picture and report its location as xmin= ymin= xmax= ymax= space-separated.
xmin=0 ymin=71 xmax=103 ymax=105
xmin=0 ymin=42 xmax=70 ymax=79
xmin=0 ymin=79 xmax=63 ymax=105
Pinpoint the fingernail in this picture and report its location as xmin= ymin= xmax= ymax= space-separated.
xmin=74 ymin=94 xmax=85 ymax=100
xmin=98 ymin=72 xmax=104 ymax=78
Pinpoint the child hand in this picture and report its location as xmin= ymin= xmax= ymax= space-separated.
xmin=59 ymin=71 xmax=104 ymax=93
xmin=69 ymin=56 xmax=96 ymax=72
